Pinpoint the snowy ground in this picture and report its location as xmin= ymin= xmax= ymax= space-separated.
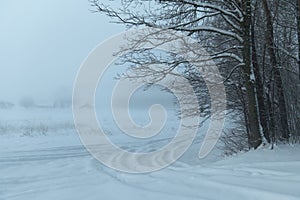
xmin=1 ymin=107 xmax=300 ymax=200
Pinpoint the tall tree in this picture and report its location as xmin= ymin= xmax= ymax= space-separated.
xmin=240 ymin=0 xmax=262 ymax=148
xmin=262 ymin=0 xmax=290 ymax=140
xmin=251 ymin=1 xmax=270 ymax=142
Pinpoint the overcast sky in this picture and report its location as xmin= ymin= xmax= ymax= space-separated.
xmin=0 ymin=0 xmax=123 ymax=103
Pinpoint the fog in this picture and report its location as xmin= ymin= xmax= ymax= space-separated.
xmin=0 ymin=0 xmax=123 ymax=104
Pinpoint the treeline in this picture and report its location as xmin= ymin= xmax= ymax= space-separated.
xmin=91 ymin=0 xmax=300 ymax=149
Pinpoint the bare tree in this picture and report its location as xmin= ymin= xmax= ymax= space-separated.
xmin=91 ymin=0 xmax=264 ymax=148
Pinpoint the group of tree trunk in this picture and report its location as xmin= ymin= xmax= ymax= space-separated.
xmin=92 ymin=0 xmax=300 ymax=150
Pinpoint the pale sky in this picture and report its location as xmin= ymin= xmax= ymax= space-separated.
xmin=0 ymin=0 xmax=123 ymax=103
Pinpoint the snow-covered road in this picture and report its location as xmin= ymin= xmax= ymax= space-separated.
xmin=1 ymin=135 xmax=299 ymax=200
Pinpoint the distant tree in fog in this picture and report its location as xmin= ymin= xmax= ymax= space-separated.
xmin=19 ymin=97 xmax=35 ymax=108
xmin=0 ymin=101 xmax=14 ymax=109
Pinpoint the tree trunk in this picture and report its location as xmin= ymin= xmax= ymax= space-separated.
xmin=262 ymin=0 xmax=290 ymax=141
xmin=297 ymin=0 xmax=300 ymax=80
xmin=242 ymin=0 xmax=262 ymax=149
xmin=251 ymin=6 xmax=270 ymax=142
